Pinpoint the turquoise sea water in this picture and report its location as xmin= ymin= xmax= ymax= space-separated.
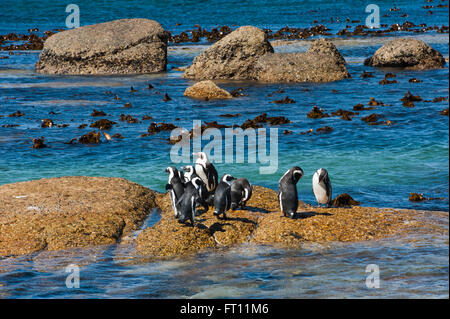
xmin=0 ymin=0 xmax=448 ymax=298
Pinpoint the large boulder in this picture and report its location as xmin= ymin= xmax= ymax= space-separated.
xmin=255 ymin=38 xmax=351 ymax=82
xmin=364 ymin=38 xmax=445 ymax=70
xmin=35 ymin=19 xmax=169 ymax=75
xmin=183 ymin=26 xmax=274 ymax=80
xmin=0 ymin=177 xmax=157 ymax=256
xmin=184 ymin=80 xmax=232 ymax=99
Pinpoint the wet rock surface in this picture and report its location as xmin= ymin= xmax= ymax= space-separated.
xmin=0 ymin=177 xmax=157 ymax=256
xmin=184 ymin=80 xmax=232 ymax=99
xmin=136 ymin=185 xmax=445 ymax=257
xmin=90 ymin=119 xmax=117 ymax=130
xmin=35 ymin=19 xmax=169 ymax=75
xmin=255 ymin=39 xmax=350 ymax=83
xmin=307 ymin=106 xmax=330 ymax=119
xmin=78 ymin=131 xmax=101 ymax=144
xmin=364 ymin=38 xmax=446 ymax=70
xmin=183 ymin=26 xmax=274 ymax=80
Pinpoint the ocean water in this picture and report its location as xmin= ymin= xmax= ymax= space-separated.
xmin=0 ymin=0 xmax=448 ymax=298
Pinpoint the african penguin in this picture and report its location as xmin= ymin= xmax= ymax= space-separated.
xmin=193 ymin=152 xmax=218 ymax=193
xmin=176 ymin=177 xmax=204 ymax=226
xmin=312 ymin=168 xmax=332 ymax=207
xmin=230 ymin=178 xmax=253 ymax=210
xmin=165 ymin=166 xmax=185 ymax=218
xmin=181 ymin=165 xmax=199 ymax=183
xmin=213 ymin=174 xmax=235 ymax=219
xmin=182 ymin=165 xmax=212 ymax=209
xmin=278 ymin=166 xmax=303 ymax=219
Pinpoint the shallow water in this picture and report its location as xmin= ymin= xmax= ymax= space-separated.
xmin=0 ymin=224 xmax=448 ymax=298
xmin=0 ymin=0 xmax=448 ymax=298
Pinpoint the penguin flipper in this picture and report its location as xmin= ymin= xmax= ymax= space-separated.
xmin=166 ymin=183 xmax=173 ymax=190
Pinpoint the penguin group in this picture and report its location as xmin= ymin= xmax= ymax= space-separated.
xmin=165 ymin=151 xmax=333 ymax=225
xmin=165 ymin=152 xmax=252 ymax=226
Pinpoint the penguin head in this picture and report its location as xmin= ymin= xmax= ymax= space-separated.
xmin=193 ymin=152 xmax=208 ymax=164
xmin=181 ymin=165 xmax=194 ymax=174
xmin=221 ymin=174 xmax=235 ymax=185
xmin=317 ymin=168 xmax=328 ymax=183
xmin=291 ymin=166 xmax=304 ymax=184
xmin=165 ymin=166 xmax=178 ymax=182
xmin=191 ymin=177 xmax=203 ymax=190
xmin=165 ymin=166 xmax=176 ymax=174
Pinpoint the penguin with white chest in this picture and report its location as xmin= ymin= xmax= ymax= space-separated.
xmin=181 ymin=165 xmax=198 ymax=183
xmin=175 ymin=177 xmax=204 ymax=226
xmin=165 ymin=166 xmax=185 ymax=218
xmin=278 ymin=166 xmax=304 ymax=219
xmin=181 ymin=165 xmax=212 ymax=209
xmin=193 ymin=152 xmax=218 ymax=193
xmin=312 ymin=168 xmax=332 ymax=207
xmin=230 ymin=178 xmax=252 ymax=210
xmin=213 ymin=174 xmax=235 ymax=219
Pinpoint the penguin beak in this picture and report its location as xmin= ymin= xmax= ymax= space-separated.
xmin=164 ymin=168 xmax=169 ymax=173
xmin=180 ymin=166 xmax=187 ymax=171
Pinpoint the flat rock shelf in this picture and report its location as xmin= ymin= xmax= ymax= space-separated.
xmin=0 ymin=176 xmax=444 ymax=258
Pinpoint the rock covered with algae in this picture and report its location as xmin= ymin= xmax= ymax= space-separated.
xmin=0 ymin=178 xmax=445 ymax=258
xmin=136 ymin=186 xmax=445 ymax=258
xmin=0 ymin=176 xmax=157 ymax=256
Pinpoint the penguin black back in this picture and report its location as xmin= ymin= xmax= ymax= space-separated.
xmin=176 ymin=177 xmax=203 ymax=225
xmin=230 ymin=178 xmax=252 ymax=210
xmin=278 ymin=166 xmax=303 ymax=218
xmin=165 ymin=166 xmax=185 ymax=218
xmin=182 ymin=165 xmax=211 ymax=209
xmin=213 ymin=174 xmax=235 ymax=219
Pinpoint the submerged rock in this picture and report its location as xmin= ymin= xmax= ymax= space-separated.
xmin=409 ymin=193 xmax=426 ymax=202
xmin=401 ymin=91 xmax=422 ymax=107
xmin=91 ymin=109 xmax=107 ymax=117
xmin=184 ymin=80 xmax=232 ymax=99
xmin=361 ymin=113 xmax=382 ymax=123
xmin=90 ymin=119 xmax=116 ymax=130
xmin=35 ymin=19 xmax=169 ymax=75
xmin=183 ymin=26 xmax=274 ymax=80
xmin=353 ymin=103 xmax=375 ymax=111
xmin=307 ymin=106 xmax=330 ymax=119
xmin=364 ymin=38 xmax=445 ymax=70
xmin=147 ymin=122 xmax=177 ymax=134
xmin=332 ymin=194 xmax=360 ymax=207
xmin=273 ymin=96 xmax=296 ymax=104
xmin=32 ymin=138 xmax=47 ymax=149
xmin=0 ymin=177 xmax=157 ymax=256
xmin=78 ymin=131 xmax=101 ymax=144
xmin=41 ymin=119 xmax=54 ymax=128
xmin=255 ymin=39 xmax=351 ymax=82
xmin=316 ymin=126 xmax=334 ymax=133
